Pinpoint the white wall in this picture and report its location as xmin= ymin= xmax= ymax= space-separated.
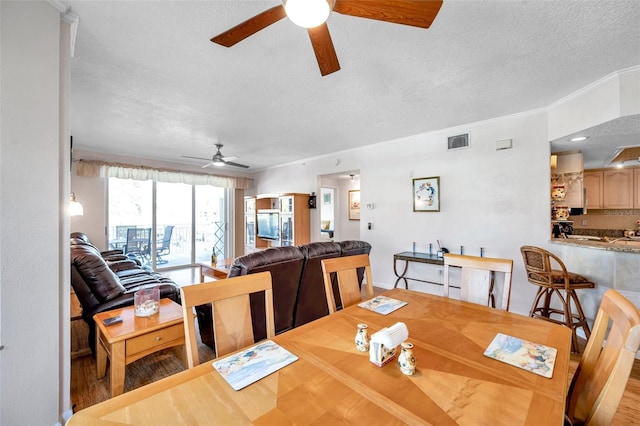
xmin=252 ymin=111 xmax=552 ymax=316
xmin=70 ymin=165 xmax=107 ymax=249
xmin=1 ymin=2 xmax=67 ymax=424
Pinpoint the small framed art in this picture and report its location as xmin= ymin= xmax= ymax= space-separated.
xmin=348 ymin=190 xmax=360 ymax=220
xmin=413 ymin=176 xmax=440 ymax=212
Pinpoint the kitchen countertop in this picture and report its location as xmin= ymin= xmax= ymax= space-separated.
xmin=550 ymin=237 xmax=640 ymax=253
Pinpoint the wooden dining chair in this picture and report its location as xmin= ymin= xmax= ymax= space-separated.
xmin=179 ymin=271 xmax=274 ymax=368
xmin=520 ymin=245 xmax=595 ymax=353
xmin=566 ymin=289 xmax=640 ymax=426
xmin=443 ymin=253 xmax=514 ymax=311
xmin=321 ymin=254 xmax=374 ymax=314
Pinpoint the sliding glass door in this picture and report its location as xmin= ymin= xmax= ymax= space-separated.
xmin=195 ymin=185 xmax=226 ymax=264
xmin=108 ymin=177 xmax=229 ymax=269
xmin=107 ymin=179 xmax=152 ymax=257
xmin=156 ymin=182 xmax=193 ymax=267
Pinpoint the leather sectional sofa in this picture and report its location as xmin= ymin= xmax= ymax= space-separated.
xmin=70 ymin=232 xmax=180 ymax=354
xmin=197 ymin=240 xmax=371 ymax=351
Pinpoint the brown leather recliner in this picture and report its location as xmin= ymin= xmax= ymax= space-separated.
xmin=70 ymin=233 xmax=180 ymax=354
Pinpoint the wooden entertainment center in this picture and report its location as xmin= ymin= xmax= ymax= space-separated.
xmin=244 ymin=193 xmax=310 ymax=254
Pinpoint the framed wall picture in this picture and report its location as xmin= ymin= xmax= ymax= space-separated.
xmin=323 ymin=192 xmax=332 ymax=205
xmin=413 ymin=176 xmax=440 ymax=212
xmin=348 ymin=190 xmax=360 ymax=220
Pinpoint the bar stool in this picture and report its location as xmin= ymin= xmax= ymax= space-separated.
xmin=520 ymin=246 xmax=595 ymax=353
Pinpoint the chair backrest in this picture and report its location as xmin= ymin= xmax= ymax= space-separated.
xmin=520 ymin=245 xmax=569 ymax=287
xmin=115 ymin=225 xmax=132 ymax=241
xmin=227 ymin=246 xmax=305 ymax=340
xmin=443 ymin=253 xmax=513 ymax=311
xmin=180 ymin=271 xmax=274 ymax=368
xmin=566 ymin=289 xmax=640 ymax=425
xmin=159 ymin=225 xmax=174 ymax=249
xmin=321 ymin=253 xmax=374 ymax=314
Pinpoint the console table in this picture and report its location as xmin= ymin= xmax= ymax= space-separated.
xmin=393 ymin=251 xmax=445 ymax=289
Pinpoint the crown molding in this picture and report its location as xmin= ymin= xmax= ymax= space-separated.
xmin=546 ymin=65 xmax=640 ymax=111
xmin=47 ymin=0 xmax=78 ymax=57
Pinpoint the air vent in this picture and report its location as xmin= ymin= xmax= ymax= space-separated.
xmin=447 ymin=133 xmax=470 ymax=150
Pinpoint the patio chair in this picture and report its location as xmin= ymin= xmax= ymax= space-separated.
xmin=156 ymin=225 xmax=174 ymax=265
xmin=124 ymin=227 xmax=151 ymax=261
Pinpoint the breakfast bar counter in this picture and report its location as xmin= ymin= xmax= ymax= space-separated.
xmin=550 ymin=237 xmax=640 ymax=253
xmin=549 ymin=238 xmax=640 ymax=324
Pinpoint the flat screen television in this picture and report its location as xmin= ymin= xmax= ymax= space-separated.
xmin=257 ymin=211 xmax=280 ymax=240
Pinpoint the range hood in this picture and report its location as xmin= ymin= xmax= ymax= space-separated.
xmin=609 ymin=145 xmax=640 ymax=167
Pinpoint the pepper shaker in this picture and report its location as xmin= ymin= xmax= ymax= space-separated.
xmin=355 ymin=323 xmax=370 ymax=352
xmin=398 ymin=341 xmax=416 ymax=375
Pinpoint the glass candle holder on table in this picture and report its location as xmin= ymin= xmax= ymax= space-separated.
xmin=134 ymin=287 xmax=160 ymax=317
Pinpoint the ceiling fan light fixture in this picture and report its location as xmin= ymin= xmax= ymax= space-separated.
xmin=283 ymin=0 xmax=332 ymax=28
xmin=212 ymin=159 xmax=225 ymax=167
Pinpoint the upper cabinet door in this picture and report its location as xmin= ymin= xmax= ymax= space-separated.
xmin=603 ymin=169 xmax=633 ymax=209
xmin=634 ymin=168 xmax=640 ymax=209
xmin=583 ymin=171 xmax=603 ymax=209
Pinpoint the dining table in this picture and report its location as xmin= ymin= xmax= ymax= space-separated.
xmin=68 ymin=288 xmax=572 ymax=425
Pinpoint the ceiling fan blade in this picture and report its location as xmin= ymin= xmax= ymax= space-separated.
xmin=182 ymin=155 xmax=213 ymax=161
xmin=333 ymin=0 xmax=443 ymax=29
xmin=222 ymin=156 xmax=238 ymax=162
xmin=224 ymin=161 xmax=250 ymax=169
xmin=201 ymin=162 xmax=214 ymax=169
xmin=307 ymin=23 xmax=340 ymax=76
xmin=211 ymin=5 xmax=287 ymax=47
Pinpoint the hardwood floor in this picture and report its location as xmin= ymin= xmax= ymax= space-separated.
xmin=69 ymin=268 xmax=640 ymax=423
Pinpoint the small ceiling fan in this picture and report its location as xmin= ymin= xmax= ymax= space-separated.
xmin=183 ymin=144 xmax=250 ymax=169
xmin=211 ymin=0 xmax=443 ymax=76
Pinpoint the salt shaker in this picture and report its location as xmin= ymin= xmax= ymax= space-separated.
xmin=355 ymin=323 xmax=369 ymax=352
xmin=398 ymin=342 xmax=416 ymax=375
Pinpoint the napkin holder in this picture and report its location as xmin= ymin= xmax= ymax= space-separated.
xmin=369 ymin=322 xmax=409 ymax=367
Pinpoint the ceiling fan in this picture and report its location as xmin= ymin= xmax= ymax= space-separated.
xmin=211 ymin=0 xmax=444 ymax=76
xmin=183 ymin=144 xmax=250 ymax=169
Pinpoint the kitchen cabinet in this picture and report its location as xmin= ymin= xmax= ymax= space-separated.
xmin=635 ymin=168 xmax=640 ymax=208
xmin=552 ymin=152 xmax=583 ymax=209
xmin=583 ymin=171 xmax=603 ymax=209
xmin=603 ymin=169 xmax=633 ymax=209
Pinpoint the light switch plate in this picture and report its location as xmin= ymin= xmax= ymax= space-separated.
xmin=496 ymin=139 xmax=513 ymax=150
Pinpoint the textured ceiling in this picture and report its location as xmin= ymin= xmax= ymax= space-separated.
xmin=551 ymin=115 xmax=640 ymax=169
xmin=68 ymin=0 xmax=640 ymax=171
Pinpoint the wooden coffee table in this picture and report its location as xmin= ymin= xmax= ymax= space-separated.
xmin=93 ymin=298 xmax=186 ymax=397
xmin=199 ymin=259 xmax=232 ymax=282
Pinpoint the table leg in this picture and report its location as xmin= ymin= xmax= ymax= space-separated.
xmin=393 ymin=258 xmax=409 ymax=289
xmin=110 ymin=341 xmax=126 ymax=397
xmin=96 ymin=330 xmax=107 ymax=379
xmin=199 ymin=265 xmax=205 ymax=283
